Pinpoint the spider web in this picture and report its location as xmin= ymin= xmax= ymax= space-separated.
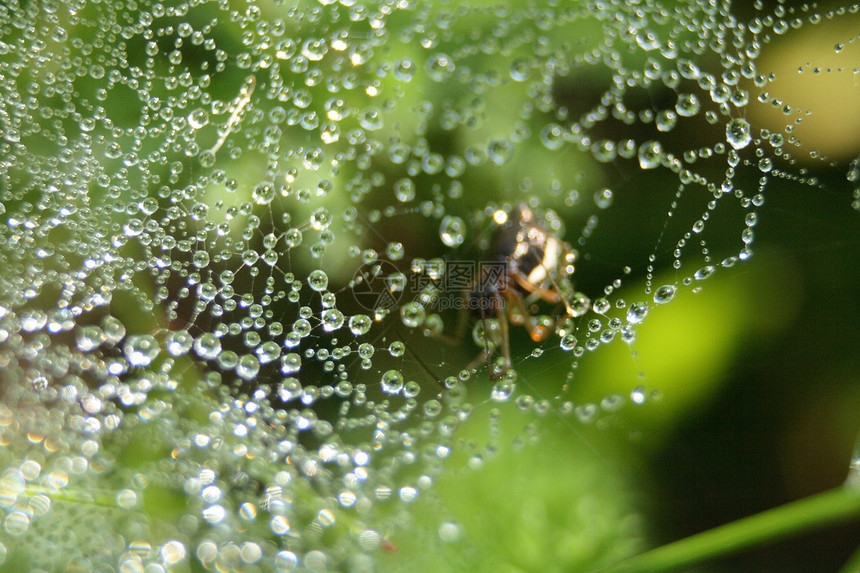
xmin=0 ymin=0 xmax=857 ymax=570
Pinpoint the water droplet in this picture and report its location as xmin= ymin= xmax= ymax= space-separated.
xmin=348 ymin=314 xmax=371 ymax=335
xmin=653 ymin=285 xmax=677 ymax=304
xmin=395 ymin=58 xmax=416 ymax=81
xmin=308 ymin=270 xmax=329 ymax=292
xmin=655 ymin=110 xmax=677 ymax=131
xmin=388 ymin=341 xmax=406 ymax=357
xmin=626 ymin=302 xmax=649 ymax=324
xmin=321 ymin=309 xmax=344 ymax=332
xmin=124 ymin=335 xmax=160 ymax=367
xmin=638 ymin=140 xmax=663 ymax=169
xmin=3 ymin=511 xmax=30 ymax=536
xmin=253 ymin=182 xmax=275 ymax=205
xmin=301 ymin=38 xmax=328 ymax=61
xmin=285 ymin=228 xmax=303 ymax=248
xmin=394 ymin=178 xmax=416 ymax=202
xmin=487 ymin=139 xmax=514 ymax=165
xmin=675 ymin=93 xmax=700 ymax=117
xmin=540 ymin=123 xmax=565 ymax=150
xmin=438 ymin=522 xmax=461 ymax=542
xmin=194 ymin=333 xmax=222 ymax=360
xmin=726 ymin=118 xmax=752 ymax=149
xmin=386 ymin=242 xmax=405 ymax=260
xmin=303 ymin=148 xmax=324 ymax=170
xmin=281 ymin=354 xmax=302 ymax=375
xmin=592 ymin=298 xmax=611 ymax=314
xmin=310 ymin=208 xmax=332 ymax=231
xmin=592 ymin=139 xmax=617 ymax=162
xmin=425 ymin=53 xmax=455 ymax=82
xmin=166 ymin=330 xmax=193 ymax=356
xmin=400 ymin=302 xmax=426 ymax=328
xmin=236 ymin=355 xmax=261 ymax=380
xmin=116 ymin=489 xmax=138 ymax=509
xmin=560 ymin=334 xmax=577 ymax=351
xmin=594 ymin=189 xmax=613 ymax=209
xmin=439 ymin=216 xmax=465 ymax=247
xmin=381 ymin=370 xmax=404 ymax=395
xmin=161 ymin=541 xmax=186 ymax=565
xmin=694 ymin=265 xmax=716 ymax=281
xmin=188 ymin=109 xmax=209 ymax=128
xmin=509 ymin=59 xmax=530 ymax=82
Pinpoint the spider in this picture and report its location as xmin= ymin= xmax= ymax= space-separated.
xmin=434 ymin=204 xmax=578 ymax=381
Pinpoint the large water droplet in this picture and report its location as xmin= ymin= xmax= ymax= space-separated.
xmin=439 ymin=216 xmax=465 ymax=247
xmin=626 ymin=302 xmax=649 ymax=324
xmin=726 ymin=118 xmax=752 ymax=149
xmin=348 ymin=314 xmax=372 ymax=335
xmin=308 ymin=270 xmax=329 ymax=292
xmin=425 ymin=53 xmax=455 ymax=82
xmin=638 ymin=140 xmax=663 ymax=169
xmin=400 ymin=302 xmax=426 ymax=328
xmin=381 ymin=370 xmax=404 ymax=395
xmin=124 ymin=335 xmax=160 ymax=367
xmin=653 ymin=285 xmax=677 ymax=304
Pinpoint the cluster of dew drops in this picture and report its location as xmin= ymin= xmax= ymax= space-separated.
xmin=0 ymin=0 xmax=854 ymax=570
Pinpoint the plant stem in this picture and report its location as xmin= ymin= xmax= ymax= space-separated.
xmin=839 ymin=543 xmax=860 ymax=573
xmin=595 ymin=485 xmax=860 ymax=573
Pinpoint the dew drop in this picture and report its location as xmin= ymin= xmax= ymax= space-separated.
xmin=592 ymin=139 xmax=617 ymax=163
xmin=560 ymin=334 xmax=577 ymax=351
xmin=381 ymin=370 xmax=404 ymax=395
xmin=626 ymin=303 xmax=649 ymax=324
xmin=310 ymin=208 xmax=332 ymax=231
xmin=726 ymin=118 xmax=752 ymax=150
xmin=675 ymin=93 xmax=700 ymax=117
xmin=594 ymin=188 xmax=613 ymax=209
xmin=694 ymin=265 xmax=716 ymax=281
xmin=487 ymin=139 xmax=514 ymax=165
xmin=321 ymin=309 xmax=344 ymax=332
xmin=539 ymin=123 xmax=565 ymax=150
xmin=166 ymin=330 xmax=193 ymax=356
xmin=400 ymin=302 xmax=426 ymax=328
xmin=308 ymin=270 xmax=329 ymax=292
xmin=491 ymin=379 xmax=515 ymax=402
xmin=438 ymin=522 xmax=461 ymax=542
xmin=193 ymin=333 xmax=222 ymax=360
xmin=124 ymin=335 xmax=160 ymax=367
xmin=655 ymin=110 xmax=677 ymax=131
xmin=439 ymin=216 xmax=465 ymax=247
xmin=348 ymin=314 xmax=371 ymax=336
xmin=653 ymin=285 xmax=677 ymax=304
xmin=426 ymin=53 xmax=455 ymax=82
xmin=592 ymin=298 xmax=611 ymax=314
xmin=394 ymin=178 xmax=416 ymax=202
xmin=301 ymin=38 xmax=328 ymax=61
xmin=638 ymin=140 xmax=663 ymax=169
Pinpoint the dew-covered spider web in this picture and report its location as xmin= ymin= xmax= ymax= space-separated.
xmin=0 ymin=0 xmax=858 ymax=570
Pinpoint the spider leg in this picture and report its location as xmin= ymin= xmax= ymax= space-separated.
xmin=511 ymin=270 xmax=575 ymax=317
xmin=463 ymin=295 xmax=495 ymax=376
xmin=420 ymin=289 xmax=506 ymax=380
xmin=463 ymin=345 xmax=493 ymax=377
xmin=491 ymin=292 xmax=512 ymax=380
xmin=544 ymin=270 xmax=576 ymax=318
xmin=423 ymin=293 xmax=470 ymax=344
xmin=505 ymin=288 xmax=555 ymax=342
